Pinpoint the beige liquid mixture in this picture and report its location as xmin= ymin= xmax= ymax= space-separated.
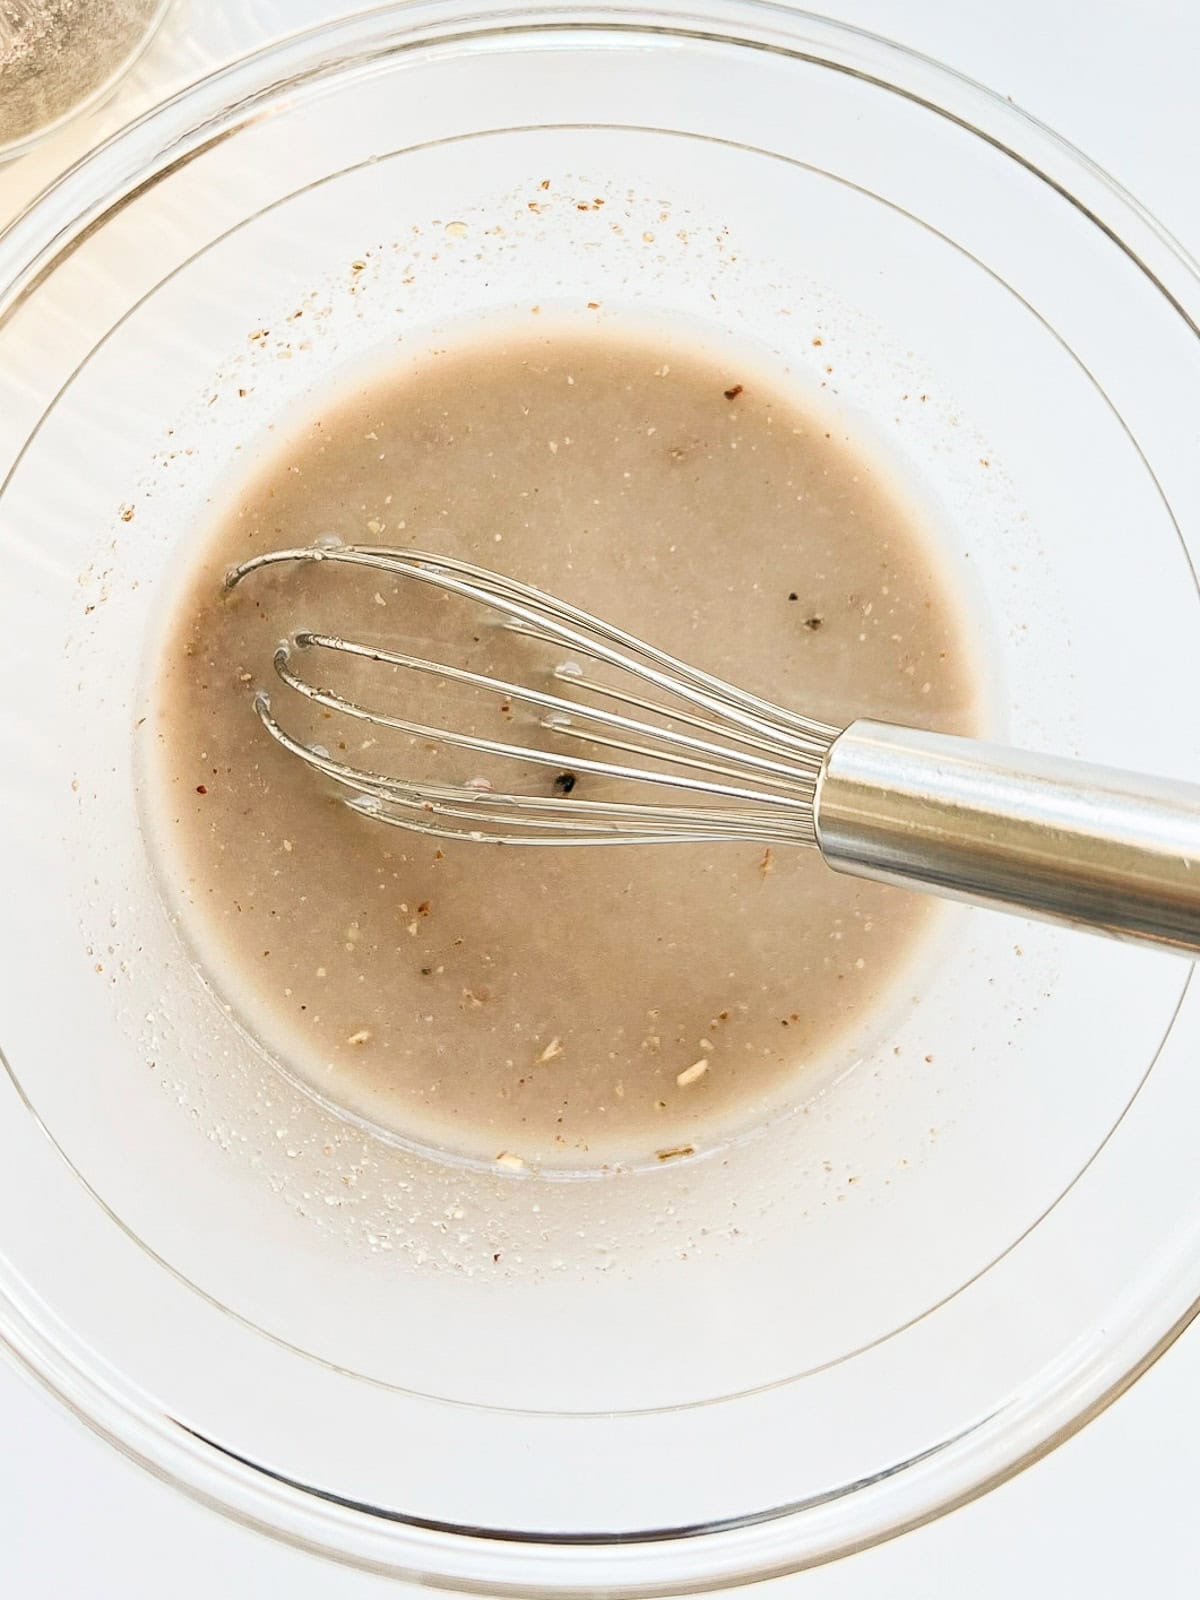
xmin=147 ymin=322 xmax=980 ymax=1169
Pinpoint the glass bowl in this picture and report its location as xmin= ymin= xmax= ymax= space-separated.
xmin=0 ymin=0 xmax=172 ymax=163
xmin=1 ymin=3 xmax=1198 ymax=1591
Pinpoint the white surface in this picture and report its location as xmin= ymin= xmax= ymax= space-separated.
xmin=2 ymin=0 xmax=1198 ymax=1593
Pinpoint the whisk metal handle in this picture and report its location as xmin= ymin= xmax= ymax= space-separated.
xmin=814 ymin=720 xmax=1200 ymax=955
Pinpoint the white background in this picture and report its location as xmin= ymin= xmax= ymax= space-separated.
xmin=2 ymin=1 xmax=1198 ymax=1593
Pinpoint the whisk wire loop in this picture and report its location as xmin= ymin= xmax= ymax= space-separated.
xmin=226 ymin=545 xmax=832 ymax=846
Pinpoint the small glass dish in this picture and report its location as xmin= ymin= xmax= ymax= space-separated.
xmin=0 ymin=4 xmax=1198 ymax=1592
xmin=0 ymin=0 xmax=172 ymax=163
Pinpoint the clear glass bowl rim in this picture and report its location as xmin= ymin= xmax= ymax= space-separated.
xmin=1 ymin=3 xmax=1199 ymax=1593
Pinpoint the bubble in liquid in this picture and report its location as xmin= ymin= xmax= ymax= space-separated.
xmin=313 ymin=533 xmax=344 ymax=551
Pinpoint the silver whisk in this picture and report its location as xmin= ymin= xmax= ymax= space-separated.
xmin=225 ymin=545 xmax=1200 ymax=956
